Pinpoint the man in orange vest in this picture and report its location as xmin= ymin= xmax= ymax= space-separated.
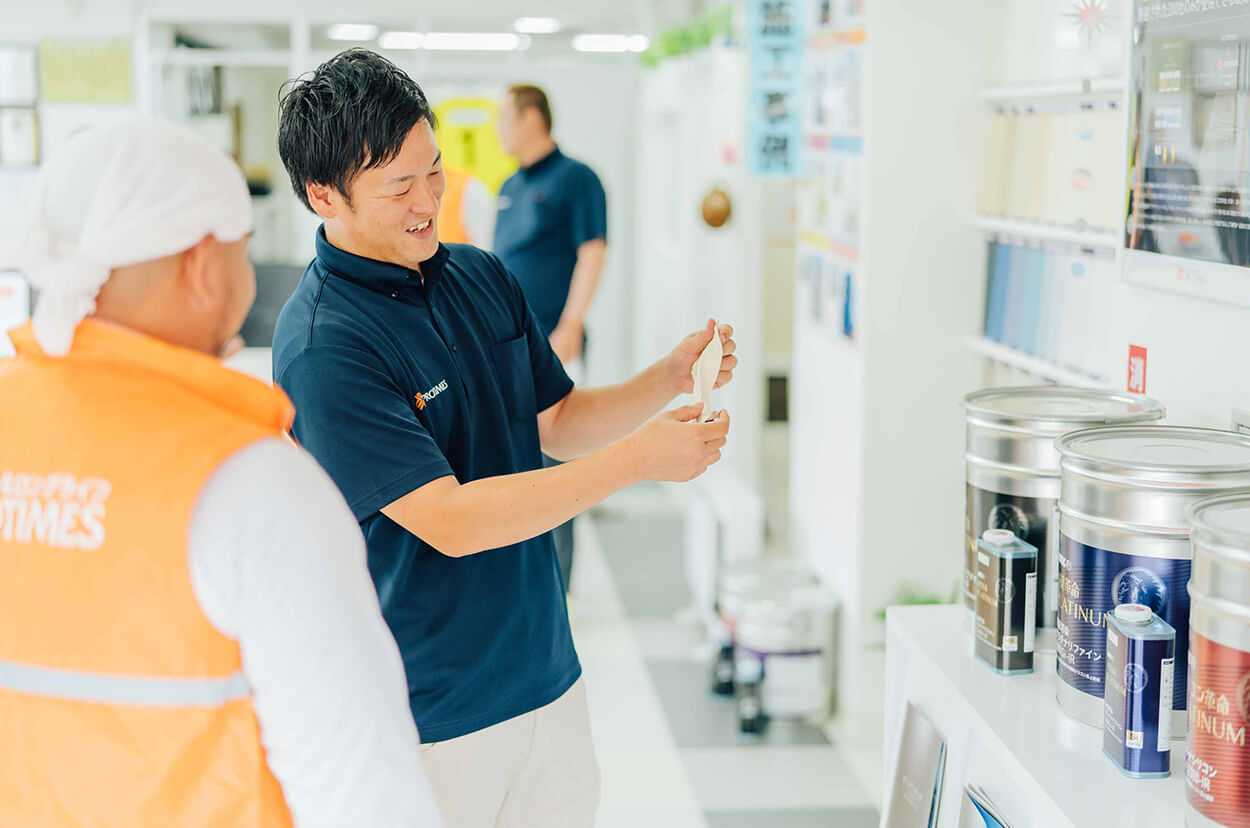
xmin=437 ymin=164 xmax=495 ymax=248
xmin=0 ymin=117 xmax=444 ymax=827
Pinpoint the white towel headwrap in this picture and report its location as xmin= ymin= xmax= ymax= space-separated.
xmin=7 ymin=116 xmax=252 ymax=356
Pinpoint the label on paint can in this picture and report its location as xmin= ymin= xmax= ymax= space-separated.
xmin=1186 ymin=633 xmax=1250 ymax=825
xmin=1024 ymin=572 xmax=1037 ymax=653
xmin=1057 ymin=536 xmax=1190 ymax=710
xmin=965 ymin=485 xmax=1056 ymax=630
xmin=1158 ymin=657 xmax=1174 ymax=750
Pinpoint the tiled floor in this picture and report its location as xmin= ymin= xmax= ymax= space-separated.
xmin=568 ymin=490 xmax=880 ymax=828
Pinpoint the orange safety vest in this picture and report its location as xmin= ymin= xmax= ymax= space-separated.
xmin=0 ymin=320 xmax=296 ymax=828
xmin=439 ymin=166 xmax=471 ymax=244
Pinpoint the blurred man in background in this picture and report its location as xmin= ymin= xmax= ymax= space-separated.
xmin=495 ymin=84 xmax=608 ymax=591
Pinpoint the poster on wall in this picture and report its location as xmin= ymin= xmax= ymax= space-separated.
xmin=432 ymin=97 xmax=517 ymax=195
xmin=1124 ymin=0 xmax=1250 ymax=306
xmin=39 ymin=40 xmax=130 ymax=103
xmin=746 ymin=0 xmax=804 ymax=177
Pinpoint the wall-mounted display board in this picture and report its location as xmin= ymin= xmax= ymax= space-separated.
xmin=1124 ymin=0 xmax=1250 ymax=305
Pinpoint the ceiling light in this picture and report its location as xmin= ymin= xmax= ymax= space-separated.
xmin=421 ymin=32 xmax=528 ymax=51
xmin=327 ymin=23 xmax=379 ymax=42
xmin=572 ymin=34 xmax=650 ymax=53
xmin=377 ymin=31 xmax=423 ymax=49
xmin=514 ymin=17 xmax=561 ymax=34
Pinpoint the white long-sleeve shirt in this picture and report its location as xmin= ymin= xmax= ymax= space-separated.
xmin=188 ymin=437 xmax=443 ymax=828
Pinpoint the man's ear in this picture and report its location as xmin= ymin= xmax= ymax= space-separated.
xmin=306 ymin=182 xmax=340 ymax=220
xmin=178 ymin=233 xmax=219 ymax=308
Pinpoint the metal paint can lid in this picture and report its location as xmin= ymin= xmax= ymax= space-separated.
xmin=1059 ymin=426 xmax=1250 ymax=472
xmin=1115 ymin=603 xmax=1153 ymax=625
xmin=1189 ymin=493 xmax=1250 ymax=542
xmin=962 ymin=386 xmax=1165 ymax=428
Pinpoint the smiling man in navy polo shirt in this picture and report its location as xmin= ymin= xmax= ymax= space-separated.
xmin=272 ymin=50 xmax=737 ymax=828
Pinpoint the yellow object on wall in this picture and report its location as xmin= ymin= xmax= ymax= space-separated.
xmin=433 ymin=98 xmax=517 ymax=195
xmin=40 ymin=40 xmax=131 ymax=103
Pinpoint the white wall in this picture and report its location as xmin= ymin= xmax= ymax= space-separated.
xmin=634 ymin=47 xmax=767 ymax=491
xmin=0 ymin=0 xmax=138 ymax=254
xmin=788 ymin=0 xmax=998 ymax=750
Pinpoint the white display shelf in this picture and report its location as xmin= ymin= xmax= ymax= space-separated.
xmin=884 ymin=605 xmax=1185 ymax=828
xmin=966 ymin=336 xmax=1108 ymax=388
xmin=971 ymin=214 xmax=1120 ymax=250
xmin=979 ymin=77 xmax=1125 ymax=104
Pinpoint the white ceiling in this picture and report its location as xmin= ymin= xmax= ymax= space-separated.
xmin=147 ymin=0 xmax=675 ymax=40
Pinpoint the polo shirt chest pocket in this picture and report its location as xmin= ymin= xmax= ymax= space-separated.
xmin=490 ymin=336 xmax=537 ymax=423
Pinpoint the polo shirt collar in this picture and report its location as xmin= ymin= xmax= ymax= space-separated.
xmin=523 ymin=145 xmax=562 ymax=175
xmin=315 ymin=225 xmax=452 ymax=297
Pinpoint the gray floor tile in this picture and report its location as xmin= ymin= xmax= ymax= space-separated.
xmin=596 ymin=514 xmax=693 ymax=618
xmin=704 ymin=808 xmax=879 ymax=828
xmin=648 ymin=657 xmax=829 ymax=749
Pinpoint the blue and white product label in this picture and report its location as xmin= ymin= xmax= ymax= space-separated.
xmin=1058 ymin=536 xmax=1190 ymax=709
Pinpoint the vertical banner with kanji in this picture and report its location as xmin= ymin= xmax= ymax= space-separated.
xmin=746 ymin=0 xmax=804 ymax=177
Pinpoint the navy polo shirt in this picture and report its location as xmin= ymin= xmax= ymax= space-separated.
xmin=494 ymin=146 xmax=607 ymax=334
xmin=272 ymin=227 xmax=579 ymax=743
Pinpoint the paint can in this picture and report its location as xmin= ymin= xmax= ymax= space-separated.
xmin=962 ymin=387 xmax=1165 ymax=636
xmin=1185 ymin=494 xmax=1250 ymax=827
xmin=1056 ymin=426 xmax=1250 ymax=730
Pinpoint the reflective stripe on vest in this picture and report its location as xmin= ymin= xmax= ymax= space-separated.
xmin=0 ymin=658 xmax=251 ymax=707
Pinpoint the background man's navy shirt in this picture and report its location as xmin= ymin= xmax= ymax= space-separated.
xmin=272 ymin=228 xmax=579 ymax=742
xmin=494 ymin=146 xmax=607 ymax=334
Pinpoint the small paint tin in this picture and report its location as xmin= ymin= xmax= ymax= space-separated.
xmin=973 ymin=529 xmax=1038 ymax=675
xmin=1102 ymin=603 xmax=1175 ymax=779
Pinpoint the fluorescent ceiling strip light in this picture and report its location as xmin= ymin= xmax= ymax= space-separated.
xmin=514 ymin=17 xmax=561 ymax=34
xmin=421 ymin=32 xmax=527 ymax=51
xmin=572 ymin=34 xmax=650 ymax=53
xmin=377 ymin=31 xmax=423 ymax=49
xmin=327 ymin=23 xmax=379 ymax=41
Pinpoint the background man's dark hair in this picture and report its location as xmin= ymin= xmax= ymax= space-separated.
xmin=508 ymin=84 xmax=552 ymax=134
xmin=278 ymin=49 xmax=438 ymax=211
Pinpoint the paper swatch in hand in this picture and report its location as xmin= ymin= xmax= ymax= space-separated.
xmin=691 ymin=325 xmax=722 ymax=422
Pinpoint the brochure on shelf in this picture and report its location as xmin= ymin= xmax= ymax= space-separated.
xmin=958 ymin=785 xmax=1013 ymax=828
xmin=884 ymin=702 xmax=947 ymax=828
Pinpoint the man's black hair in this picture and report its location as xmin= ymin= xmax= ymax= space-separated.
xmin=278 ymin=49 xmax=438 ymax=211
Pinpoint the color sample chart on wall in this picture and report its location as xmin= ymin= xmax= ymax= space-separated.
xmin=795 ymin=1 xmax=864 ymax=344
xmin=980 ymin=239 xmax=1114 ymax=381
xmin=980 ymin=103 xmax=1123 ymax=234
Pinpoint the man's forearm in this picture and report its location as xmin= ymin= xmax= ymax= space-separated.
xmin=541 ymin=358 xmax=678 ymax=460
xmin=555 ymin=240 xmax=605 ymax=331
xmin=386 ymin=440 xmax=641 ymax=557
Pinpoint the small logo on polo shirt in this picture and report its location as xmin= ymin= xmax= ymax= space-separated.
xmin=415 ymin=379 xmax=450 ymax=412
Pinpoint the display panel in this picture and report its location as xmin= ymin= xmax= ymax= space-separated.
xmin=1125 ymin=0 xmax=1250 ymax=304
